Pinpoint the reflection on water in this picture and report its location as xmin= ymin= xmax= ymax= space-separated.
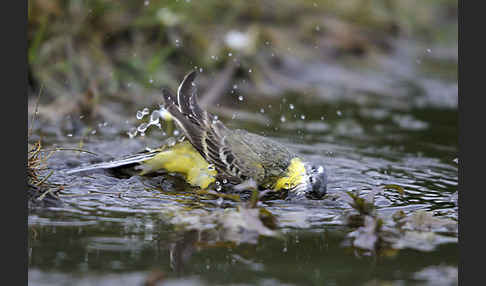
xmin=29 ymin=213 xmax=457 ymax=285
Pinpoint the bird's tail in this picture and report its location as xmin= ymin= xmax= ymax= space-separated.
xmin=64 ymin=151 xmax=159 ymax=174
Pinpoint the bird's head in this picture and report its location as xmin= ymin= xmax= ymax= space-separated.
xmin=303 ymin=162 xmax=328 ymax=199
xmin=274 ymin=158 xmax=328 ymax=200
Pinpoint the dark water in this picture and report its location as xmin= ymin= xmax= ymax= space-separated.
xmin=28 ymin=40 xmax=458 ymax=285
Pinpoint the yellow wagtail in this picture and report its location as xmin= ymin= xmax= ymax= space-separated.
xmin=67 ymin=71 xmax=327 ymax=199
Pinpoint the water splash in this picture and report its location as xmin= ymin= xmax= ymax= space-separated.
xmin=136 ymin=108 xmax=150 ymax=120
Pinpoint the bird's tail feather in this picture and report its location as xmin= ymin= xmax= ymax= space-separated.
xmin=64 ymin=151 xmax=158 ymax=174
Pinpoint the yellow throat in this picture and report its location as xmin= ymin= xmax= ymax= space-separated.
xmin=273 ymin=158 xmax=306 ymax=191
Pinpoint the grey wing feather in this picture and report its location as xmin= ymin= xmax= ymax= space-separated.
xmin=64 ymin=151 xmax=158 ymax=174
xmin=177 ymin=71 xmax=198 ymax=115
xmin=163 ymin=71 xmax=222 ymax=156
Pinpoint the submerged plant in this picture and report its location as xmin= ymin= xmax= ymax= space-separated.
xmin=27 ymin=140 xmax=64 ymax=204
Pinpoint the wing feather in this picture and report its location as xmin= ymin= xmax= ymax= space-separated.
xmin=162 ymin=71 xmax=259 ymax=181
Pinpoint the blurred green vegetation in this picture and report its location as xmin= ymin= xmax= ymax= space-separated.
xmin=27 ymin=0 xmax=457 ymax=116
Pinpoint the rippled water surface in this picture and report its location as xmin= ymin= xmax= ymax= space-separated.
xmin=28 ymin=70 xmax=458 ymax=285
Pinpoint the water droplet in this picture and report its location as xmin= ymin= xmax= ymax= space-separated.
xmin=137 ymin=109 xmax=149 ymax=120
xmin=167 ymin=137 xmax=176 ymax=146
xmin=144 ymin=0 xmax=150 ymax=6
xmin=238 ymin=95 xmax=244 ymax=101
xmin=216 ymin=181 xmax=221 ymax=186
xmin=173 ymin=130 xmax=180 ymax=136
xmin=289 ymin=104 xmax=295 ymax=110
xmin=67 ymin=133 xmax=73 ymax=137
xmin=216 ymin=185 xmax=222 ymax=191
xmin=336 ymin=110 xmax=342 ymax=116
xmin=315 ymin=25 xmax=320 ymax=32
xmin=222 ymin=179 xmax=228 ymax=184
xmin=150 ymin=110 xmax=160 ymax=122
xmin=127 ymin=128 xmax=137 ymax=138
xmin=260 ymin=108 xmax=265 ymax=113
xmin=280 ymin=115 xmax=286 ymax=123
xmin=426 ymin=48 xmax=432 ymax=53
xmin=199 ymin=67 xmax=204 ymax=72
xmin=233 ymin=84 xmax=238 ymax=89
xmin=300 ymin=114 xmax=306 ymax=120
xmin=137 ymin=123 xmax=148 ymax=133
xmin=216 ymin=197 xmax=224 ymax=205
xmin=91 ymin=130 xmax=97 ymax=135
xmin=208 ymin=164 xmax=215 ymax=171
xmin=248 ymin=68 xmax=252 ymax=73
xmin=149 ymin=78 xmax=154 ymax=84
xmin=320 ymin=116 xmax=325 ymax=120
xmin=228 ymin=52 xmax=232 ymax=57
